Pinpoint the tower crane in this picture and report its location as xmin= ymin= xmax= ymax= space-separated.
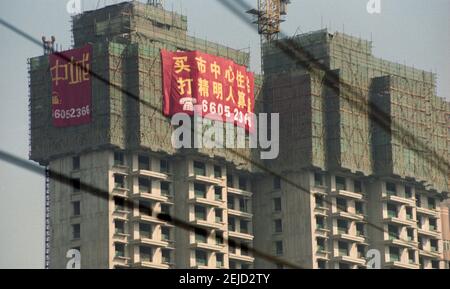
xmin=247 ymin=0 xmax=291 ymax=72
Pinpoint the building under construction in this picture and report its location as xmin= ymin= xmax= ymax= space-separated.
xmin=28 ymin=1 xmax=449 ymax=269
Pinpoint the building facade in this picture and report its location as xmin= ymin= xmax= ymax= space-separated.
xmin=29 ymin=2 xmax=449 ymax=269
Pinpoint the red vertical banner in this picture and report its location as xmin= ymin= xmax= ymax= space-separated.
xmin=161 ymin=50 xmax=255 ymax=132
xmin=50 ymin=45 xmax=93 ymax=127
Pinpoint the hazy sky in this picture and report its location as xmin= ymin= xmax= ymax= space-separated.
xmin=0 ymin=0 xmax=449 ymax=268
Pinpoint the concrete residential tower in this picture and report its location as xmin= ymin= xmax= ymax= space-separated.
xmin=28 ymin=2 xmax=449 ymax=269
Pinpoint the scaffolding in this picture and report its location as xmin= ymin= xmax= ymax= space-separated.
xmin=29 ymin=1 xmax=260 ymax=170
xmin=262 ymin=29 xmax=449 ymax=192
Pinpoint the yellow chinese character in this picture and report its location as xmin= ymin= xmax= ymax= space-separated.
xmin=80 ymin=52 xmax=90 ymax=81
xmin=50 ymin=59 xmax=68 ymax=86
xmin=226 ymin=87 xmax=236 ymax=104
xmin=210 ymin=61 xmax=221 ymax=79
xmin=238 ymin=91 xmax=246 ymax=109
xmin=247 ymin=97 xmax=252 ymax=113
xmin=225 ymin=66 xmax=235 ymax=83
xmin=213 ymin=82 xmax=223 ymax=100
xmin=246 ymin=75 xmax=251 ymax=93
xmin=173 ymin=56 xmax=191 ymax=74
xmin=195 ymin=56 xmax=207 ymax=73
xmin=198 ymin=78 xmax=209 ymax=97
xmin=177 ymin=77 xmax=193 ymax=95
xmin=236 ymin=70 xmax=245 ymax=89
xmin=68 ymin=56 xmax=81 ymax=85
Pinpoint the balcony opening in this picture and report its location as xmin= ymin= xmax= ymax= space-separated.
xmin=115 ymin=243 xmax=125 ymax=258
xmin=138 ymin=177 xmax=151 ymax=194
xmin=315 ymin=195 xmax=325 ymax=208
xmin=354 ymin=180 xmax=362 ymax=193
xmin=227 ymin=174 xmax=234 ymax=188
xmin=356 ymin=223 xmax=365 ymax=237
xmin=239 ymin=198 xmax=249 ymax=213
xmin=229 ymin=240 xmax=236 ymax=254
xmin=239 ymin=177 xmax=247 ymax=191
xmin=389 ymin=247 xmax=400 ymax=262
xmin=408 ymin=250 xmax=415 ymax=264
xmin=275 ymin=241 xmax=283 ymax=256
xmin=139 ymin=200 xmax=152 ymax=216
xmin=72 ymin=224 xmax=80 ymax=240
xmin=161 ymin=182 xmax=171 ymax=197
xmin=314 ymin=173 xmax=324 ymax=187
xmin=387 ymin=203 xmax=398 ymax=218
xmin=407 ymin=228 xmax=414 ymax=241
xmin=72 ymin=178 xmax=81 ymax=193
xmin=160 ymin=204 xmax=170 ymax=215
xmin=419 ymin=257 xmax=424 ymax=269
xmin=430 ymin=239 xmax=438 ymax=252
xmin=216 ymin=231 xmax=224 ymax=245
xmin=241 ymin=243 xmax=250 ymax=256
xmin=405 ymin=186 xmax=412 ymax=199
xmin=194 ymin=183 xmax=207 ymax=199
xmin=162 ymin=249 xmax=171 ymax=265
xmin=214 ymin=187 xmax=222 ymax=201
xmin=139 ymin=223 xmax=152 ymax=239
xmin=140 ymin=246 xmax=153 ymax=263
xmin=357 ymin=244 xmax=365 ymax=259
xmin=195 ymin=250 xmax=208 ymax=266
xmin=386 ymin=182 xmax=397 ymax=196
xmin=336 ymin=198 xmax=347 ymax=212
xmin=160 ymin=159 xmax=170 ymax=174
xmin=72 ymin=201 xmax=81 ymax=217
xmin=316 ymin=216 xmax=325 ymax=230
xmin=227 ymin=195 xmax=235 ymax=210
xmin=338 ymin=241 xmax=349 ymax=256
xmin=317 ymin=238 xmax=326 ymax=252
xmin=240 ymin=220 xmax=250 ymax=234
xmin=161 ymin=226 xmax=171 ymax=241
xmin=388 ymin=225 xmax=399 ymax=240
xmin=317 ymin=260 xmax=327 ymax=269
xmin=355 ymin=202 xmax=364 ymax=215
xmin=194 ymin=205 xmax=207 ymax=221
xmin=406 ymin=207 xmax=413 ymax=220
xmin=229 ymin=217 xmax=236 ymax=231
xmin=418 ymin=237 xmax=424 ymax=250
xmin=115 ymin=220 xmax=125 ymax=235
xmin=427 ymin=197 xmax=436 ymax=210
xmin=335 ymin=176 xmax=346 ymax=191
xmin=216 ymin=253 xmax=224 ymax=268
xmin=195 ymin=228 xmax=208 ymax=243
xmin=418 ymin=217 xmax=424 ymax=229
xmin=214 ymin=165 xmax=222 ymax=179
xmin=416 ymin=195 xmax=422 ymax=207
xmin=338 ymin=263 xmax=350 ymax=269
xmin=114 ymin=152 xmax=125 ymax=166
xmin=215 ymin=209 xmax=223 ymax=223
xmin=138 ymin=155 xmax=150 ymax=171
xmin=194 ymin=161 xmax=206 ymax=176
xmin=274 ymin=176 xmax=281 ymax=190
xmin=229 ymin=261 xmax=236 ymax=268
xmin=114 ymin=174 xmax=125 ymax=189
xmin=431 ymin=260 xmax=439 ymax=269
xmin=274 ymin=219 xmax=283 ymax=233
xmin=114 ymin=197 xmax=126 ymax=212
xmin=72 ymin=156 xmax=80 ymax=171
xmin=337 ymin=219 xmax=348 ymax=234
xmin=273 ymin=197 xmax=282 ymax=212
xmin=429 ymin=218 xmax=437 ymax=231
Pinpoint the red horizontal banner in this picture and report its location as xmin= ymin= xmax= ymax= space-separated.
xmin=161 ymin=49 xmax=255 ymax=131
xmin=50 ymin=45 xmax=93 ymax=127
